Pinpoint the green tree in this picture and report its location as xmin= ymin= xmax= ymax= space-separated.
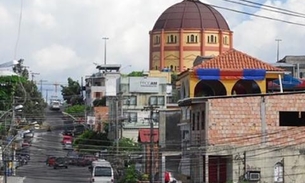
xmin=115 ymin=137 xmax=141 ymax=153
xmin=12 ymin=60 xmax=46 ymax=122
xmin=61 ymin=78 xmax=83 ymax=105
xmin=0 ymin=59 xmax=45 ymax=121
xmin=119 ymin=164 xmax=139 ymax=183
xmin=64 ymin=104 xmax=86 ymax=118
xmin=0 ymin=75 xmax=23 ymax=110
xmin=92 ymin=96 xmax=106 ymax=107
xmin=74 ymin=129 xmax=111 ymax=152
xmin=127 ymin=71 xmax=144 ymax=77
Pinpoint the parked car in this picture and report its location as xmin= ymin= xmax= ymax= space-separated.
xmin=63 ymin=141 xmax=73 ymax=150
xmin=61 ymin=135 xmax=73 ymax=145
xmin=22 ymin=141 xmax=31 ymax=147
xmin=66 ymin=150 xmax=79 ymax=165
xmin=76 ymin=154 xmax=97 ymax=167
xmin=46 ymin=156 xmax=56 ymax=167
xmin=23 ymin=130 xmax=34 ymax=138
xmin=53 ymin=157 xmax=68 ymax=169
xmin=62 ymin=130 xmax=73 ymax=137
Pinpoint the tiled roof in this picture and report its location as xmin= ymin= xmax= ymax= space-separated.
xmin=194 ymin=49 xmax=283 ymax=71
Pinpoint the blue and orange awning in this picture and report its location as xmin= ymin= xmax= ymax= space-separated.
xmin=195 ymin=69 xmax=266 ymax=81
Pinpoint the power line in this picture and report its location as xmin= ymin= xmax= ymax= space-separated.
xmin=210 ymin=4 xmax=305 ymax=27
xmin=222 ymin=0 xmax=305 ymax=18
xmin=13 ymin=0 xmax=24 ymax=59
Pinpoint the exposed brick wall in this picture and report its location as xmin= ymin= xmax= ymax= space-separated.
xmin=207 ymin=93 xmax=305 ymax=147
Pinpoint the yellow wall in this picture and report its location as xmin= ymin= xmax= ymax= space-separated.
xmin=187 ymin=71 xmax=268 ymax=97
xmin=204 ymin=51 xmax=219 ymax=57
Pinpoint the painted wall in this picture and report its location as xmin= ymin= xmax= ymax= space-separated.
xmin=150 ymin=29 xmax=233 ymax=72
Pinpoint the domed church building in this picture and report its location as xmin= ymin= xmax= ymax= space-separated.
xmin=149 ymin=0 xmax=233 ymax=72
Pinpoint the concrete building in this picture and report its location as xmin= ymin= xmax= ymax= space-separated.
xmin=84 ymin=64 xmax=121 ymax=106
xmin=112 ymin=74 xmax=169 ymax=141
xmin=277 ymin=56 xmax=305 ymax=78
xmin=179 ymin=92 xmax=305 ymax=183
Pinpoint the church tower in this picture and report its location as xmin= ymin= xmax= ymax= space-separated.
xmin=149 ymin=0 xmax=233 ymax=72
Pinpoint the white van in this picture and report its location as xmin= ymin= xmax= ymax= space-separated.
xmin=89 ymin=159 xmax=114 ymax=183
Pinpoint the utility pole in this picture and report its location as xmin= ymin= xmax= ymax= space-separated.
xmin=45 ymin=89 xmax=52 ymax=103
xmin=143 ymin=105 xmax=159 ymax=183
xmin=53 ymin=82 xmax=60 ymax=97
xmin=102 ymin=37 xmax=109 ymax=65
xmin=30 ymin=72 xmax=39 ymax=83
xmin=275 ymin=39 xmax=282 ymax=62
xmin=39 ymin=79 xmax=47 ymax=93
xmin=115 ymin=99 xmax=119 ymax=155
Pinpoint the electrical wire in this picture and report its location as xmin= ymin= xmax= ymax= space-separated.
xmin=13 ymin=0 xmax=23 ymax=60
xmin=221 ymin=0 xmax=305 ymax=18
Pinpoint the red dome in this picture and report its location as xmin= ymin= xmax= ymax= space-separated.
xmin=153 ymin=0 xmax=230 ymax=31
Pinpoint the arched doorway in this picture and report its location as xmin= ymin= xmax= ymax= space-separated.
xmin=231 ymin=80 xmax=261 ymax=95
xmin=194 ymin=80 xmax=227 ymax=97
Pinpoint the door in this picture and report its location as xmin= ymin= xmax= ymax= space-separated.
xmin=208 ymin=156 xmax=227 ymax=183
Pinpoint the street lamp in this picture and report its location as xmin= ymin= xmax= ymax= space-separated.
xmin=102 ymin=37 xmax=109 ymax=65
xmin=1 ymin=104 xmax=23 ymax=182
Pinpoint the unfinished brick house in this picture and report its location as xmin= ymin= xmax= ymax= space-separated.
xmin=177 ymin=49 xmax=305 ymax=183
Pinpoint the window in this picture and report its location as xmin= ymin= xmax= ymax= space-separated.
xmin=208 ymin=35 xmax=217 ymax=44
xmin=94 ymin=166 xmax=112 ymax=177
xmin=123 ymin=96 xmax=137 ymax=106
xmin=274 ymin=162 xmax=283 ymax=183
xmin=124 ymin=112 xmax=137 ymax=122
xmin=167 ymin=35 xmax=177 ymax=44
xmin=196 ymin=112 xmax=200 ymax=130
xmin=279 ymin=111 xmax=305 ymax=126
xmin=201 ymin=111 xmax=205 ymax=130
xmin=192 ymin=113 xmax=195 ymax=131
xmin=95 ymin=92 xmax=102 ymax=98
xmin=223 ymin=36 xmax=228 ymax=45
xmin=152 ymin=112 xmax=159 ymax=122
xmin=154 ymin=35 xmax=160 ymax=44
xmin=187 ymin=34 xmax=198 ymax=43
xmin=149 ymin=96 xmax=165 ymax=106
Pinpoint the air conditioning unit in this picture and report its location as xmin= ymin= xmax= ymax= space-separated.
xmin=245 ymin=171 xmax=261 ymax=181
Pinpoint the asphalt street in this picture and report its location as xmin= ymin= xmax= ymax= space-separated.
xmin=16 ymin=109 xmax=90 ymax=183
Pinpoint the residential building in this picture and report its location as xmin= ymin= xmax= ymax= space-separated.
xmin=176 ymin=48 xmax=305 ymax=182
xmin=110 ymin=74 xmax=169 ymax=142
xmin=277 ymin=56 xmax=305 ymax=78
xmin=85 ymin=64 xmax=121 ymax=106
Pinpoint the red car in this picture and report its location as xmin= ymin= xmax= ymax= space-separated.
xmin=46 ymin=156 xmax=56 ymax=167
xmin=61 ymin=135 xmax=73 ymax=145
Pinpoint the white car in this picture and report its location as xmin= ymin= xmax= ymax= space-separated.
xmin=63 ymin=142 xmax=73 ymax=150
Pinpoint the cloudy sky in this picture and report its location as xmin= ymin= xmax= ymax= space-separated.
xmin=0 ymin=0 xmax=304 ymax=96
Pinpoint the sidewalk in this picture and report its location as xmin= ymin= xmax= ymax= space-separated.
xmin=0 ymin=176 xmax=25 ymax=183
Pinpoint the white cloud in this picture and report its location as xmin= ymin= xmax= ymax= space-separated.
xmin=0 ymin=0 xmax=304 ymax=87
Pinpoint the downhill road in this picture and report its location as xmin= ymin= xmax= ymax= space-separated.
xmin=16 ymin=109 xmax=90 ymax=183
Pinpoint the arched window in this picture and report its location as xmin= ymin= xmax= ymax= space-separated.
xmin=191 ymin=35 xmax=195 ymax=42
xmin=187 ymin=34 xmax=198 ymax=43
xmin=168 ymin=35 xmax=177 ymax=44
xmin=155 ymin=36 xmax=160 ymax=44
xmin=274 ymin=162 xmax=283 ymax=183
xmin=211 ymin=35 xmax=214 ymax=43
xmin=223 ymin=36 xmax=228 ymax=45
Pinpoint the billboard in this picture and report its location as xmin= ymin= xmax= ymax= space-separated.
xmin=129 ymin=77 xmax=159 ymax=93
